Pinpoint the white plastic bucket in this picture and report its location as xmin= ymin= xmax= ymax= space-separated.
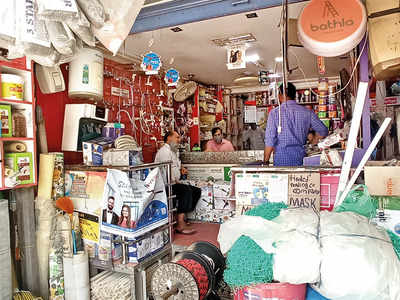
xmin=1 ymin=74 xmax=24 ymax=100
xmin=68 ymin=48 xmax=104 ymax=101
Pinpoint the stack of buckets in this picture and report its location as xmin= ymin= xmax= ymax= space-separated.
xmin=317 ymin=79 xmax=340 ymax=131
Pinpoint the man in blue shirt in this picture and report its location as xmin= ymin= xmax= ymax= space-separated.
xmin=264 ymin=82 xmax=329 ymax=166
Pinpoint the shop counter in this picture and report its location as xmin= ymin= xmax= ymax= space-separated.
xmin=229 ymin=165 xmax=347 ymax=214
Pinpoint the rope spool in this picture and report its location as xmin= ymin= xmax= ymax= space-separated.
xmin=176 ymin=259 xmax=209 ymax=300
xmin=151 ymin=241 xmax=226 ymax=300
xmin=187 ymin=241 xmax=226 ymax=288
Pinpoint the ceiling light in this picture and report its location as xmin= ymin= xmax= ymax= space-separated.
xmin=170 ymin=27 xmax=183 ymax=32
xmin=245 ymin=54 xmax=260 ymax=62
xmin=211 ymin=33 xmax=257 ymax=47
xmin=275 ymin=56 xmax=283 ymax=62
xmin=246 ymin=13 xmax=258 ymax=18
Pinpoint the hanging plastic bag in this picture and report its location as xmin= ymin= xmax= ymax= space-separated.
xmin=45 ymin=21 xmax=76 ymax=55
xmin=334 ymin=184 xmax=378 ymax=219
xmin=76 ymin=0 xmax=105 ymax=28
xmin=37 ymin=0 xmax=79 ymax=22
xmin=93 ymin=0 xmax=145 ymax=55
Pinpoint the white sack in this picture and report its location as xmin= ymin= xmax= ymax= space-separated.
xmin=317 ymin=211 xmax=400 ymax=300
xmin=273 ymin=209 xmax=321 ymax=284
xmin=94 ymin=0 xmax=145 ymax=55
xmin=218 ymin=215 xmax=283 ymax=255
xmin=76 ymin=0 xmax=105 ymax=28
xmin=37 ymin=0 xmax=79 ymax=22
xmin=0 ymin=1 xmax=16 ymax=44
xmin=45 ymin=21 xmax=76 ymax=55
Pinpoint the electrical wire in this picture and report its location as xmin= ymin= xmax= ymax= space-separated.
xmin=289 ymin=26 xmax=369 ymax=99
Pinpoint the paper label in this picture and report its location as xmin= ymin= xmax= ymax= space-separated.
xmin=288 ymin=173 xmax=320 ymax=210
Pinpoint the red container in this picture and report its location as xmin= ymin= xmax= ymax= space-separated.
xmin=320 ymin=170 xmax=341 ymax=211
xmin=234 ymin=283 xmax=307 ymax=300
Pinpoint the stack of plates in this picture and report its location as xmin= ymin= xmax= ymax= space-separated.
xmin=114 ymin=135 xmax=141 ymax=151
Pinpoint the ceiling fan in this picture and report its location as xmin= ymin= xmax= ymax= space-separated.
xmin=174 ymin=81 xmax=197 ymax=102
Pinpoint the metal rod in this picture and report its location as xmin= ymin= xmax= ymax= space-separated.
xmin=161 ymin=285 xmax=179 ymax=299
xmin=121 ymin=237 xmax=128 ymax=264
xmin=336 ymin=118 xmax=391 ymax=207
xmin=167 ymin=161 xmax=174 ymax=243
xmin=65 ymin=161 xmax=173 ymax=172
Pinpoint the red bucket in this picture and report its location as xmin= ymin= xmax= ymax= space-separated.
xmin=234 ymin=282 xmax=307 ymax=300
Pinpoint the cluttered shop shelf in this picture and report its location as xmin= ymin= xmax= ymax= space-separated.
xmin=0 ymin=58 xmax=37 ymax=190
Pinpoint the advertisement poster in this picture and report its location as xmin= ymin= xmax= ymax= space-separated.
xmin=65 ymin=171 xmax=106 ymax=243
xmin=235 ymin=173 xmax=288 ymax=205
xmin=227 ymin=45 xmax=246 ymax=70
xmin=101 ymin=168 xmax=168 ymax=238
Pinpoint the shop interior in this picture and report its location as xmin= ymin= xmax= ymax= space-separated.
xmin=1 ymin=0 xmax=400 ymax=299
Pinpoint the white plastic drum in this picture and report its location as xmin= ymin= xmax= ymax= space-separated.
xmin=298 ymin=0 xmax=367 ymax=57
xmin=68 ymin=48 xmax=104 ymax=100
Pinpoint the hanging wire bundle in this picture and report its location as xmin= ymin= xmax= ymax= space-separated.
xmin=223 ymin=202 xmax=288 ymax=288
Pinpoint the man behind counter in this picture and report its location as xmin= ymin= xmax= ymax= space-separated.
xmin=264 ymin=82 xmax=328 ymax=166
xmin=205 ymin=127 xmax=234 ymax=152
xmin=155 ymin=131 xmax=200 ymax=235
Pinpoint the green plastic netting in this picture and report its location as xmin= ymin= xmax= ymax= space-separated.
xmin=244 ymin=202 xmax=288 ymax=220
xmin=223 ymin=202 xmax=287 ymax=288
xmin=334 ymin=185 xmax=378 ymax=219
xmin=224 ymin=235 xmax=274 ymax=288
xmin=387 ymin=230 xmax=400 ymax=260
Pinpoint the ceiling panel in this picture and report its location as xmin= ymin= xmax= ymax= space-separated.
xmin=125 ymin=1 xmax=350 ymax=86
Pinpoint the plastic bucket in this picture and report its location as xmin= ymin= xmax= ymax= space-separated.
xmin=234 ymin=283 xmax=307 ymax=300
xmin=1 ymin=74 xmax=24 ymax=100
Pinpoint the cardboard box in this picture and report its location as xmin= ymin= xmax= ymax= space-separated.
xmin=82 ymin=137 xmax=113 ymax=166
xmin=366 ymin=0 xmax=399 ymax=16
xmin=369 ymin=13 xmax=400 ymax=80
xmin=0 ymin=104 xmax=12 ymax=137
xmin=4 ymin=152 xmax=33 ymax=184
xmin=102 ymin=122 xmax=125 ymax=140
xmin=374 ymin=209 xmax=400 ymax=237
xmin=235 ymin=173 xmax=288 ymax=205
xmin=103 ymin=149 xmax=143 ymax=166
xmin=365 ymin=161 xmax=400 ymax=196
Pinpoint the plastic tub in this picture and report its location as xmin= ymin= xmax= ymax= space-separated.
xmin=234 ymin=283 xmax=307 ymax=300
xmin=1 ymin=74 xmax=24 ymax=100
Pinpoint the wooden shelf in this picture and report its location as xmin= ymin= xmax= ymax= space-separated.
xmin=0 ymin=58 xmax=37 ymax=189
xmin=0 ymin=98 xmax=32 ymax=105
xmin=0 ymin=183 xmax=36 ymax=191
xmin=0 ymin=137 xmax=34 ymax=141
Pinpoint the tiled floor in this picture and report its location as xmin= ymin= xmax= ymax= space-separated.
xmin=172 ymin=222 xmax=220 ymax=248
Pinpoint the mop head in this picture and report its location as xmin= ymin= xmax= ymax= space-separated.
xmin=387 ymin=230 xmax=400 ymax=260
xmin=55 ymin=196 xmax=74 ymax=214
xmin=223 ymin=202 xmax=287 ymax=288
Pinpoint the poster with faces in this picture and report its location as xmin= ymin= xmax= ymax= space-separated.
xmin=227 ymin=45 xmax=246 ymax=70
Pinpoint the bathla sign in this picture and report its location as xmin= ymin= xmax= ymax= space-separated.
xmin=298 ymin=0 xmax=367 ymax=57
